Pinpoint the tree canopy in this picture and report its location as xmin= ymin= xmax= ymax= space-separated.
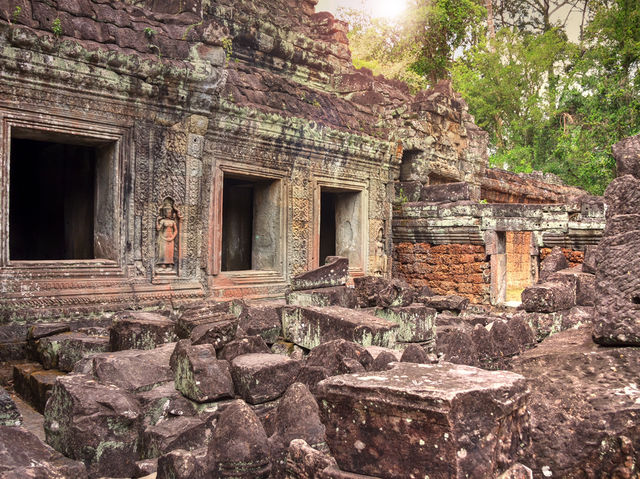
xmin=343 ymin=0 xmax=640 ymax=194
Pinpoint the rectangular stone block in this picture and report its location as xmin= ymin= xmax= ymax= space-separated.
xmin=317 ymin=362 xmax=529 ymax=479
xmin=420 ymin=182 xmax=471 ymax=203
xmin=13 ymin=362 xmax=65 ymax=414
xmin=281 ymin=306 xmax=398 ymax=349
xmin=287 ymin=286 xmax=357 ymax=309
xmin=521 ymin=282 xmax=575 ymax=313
xmin=374 ymin=304 xmax=436 ymax=343
xmin=291 ymin=257 xmax=349 ymax=291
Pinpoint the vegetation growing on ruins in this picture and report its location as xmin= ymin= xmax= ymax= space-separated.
xmin=343 ymin=0 xmax=640 ymax=194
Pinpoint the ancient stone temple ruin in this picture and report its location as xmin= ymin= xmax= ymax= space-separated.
xmin=0 ymin=1 xmax=637 ymax=478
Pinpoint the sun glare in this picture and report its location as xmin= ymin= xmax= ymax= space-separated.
xmin=370 ymin=0 xmax=407 ymax=19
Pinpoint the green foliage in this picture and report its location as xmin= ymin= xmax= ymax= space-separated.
xmin=221 ymin=37 xmax=233 ymax=64
xmin=406 ymin=0 xmax=486 ymax=83
xmin=12 ymin=5 xmax=21 ymax=22
xmin=51 ymin=18 xmax=62 ymax=37
xmin=143 ymin=27 xmax=156 ymax=38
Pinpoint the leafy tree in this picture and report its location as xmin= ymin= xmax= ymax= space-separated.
xmin=405 ymin=0 xmax=486 ymax=83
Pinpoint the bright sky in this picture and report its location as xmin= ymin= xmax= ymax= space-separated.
xmin=316 ymin=0 xmax=408 ymax=19
xmin=315 ymin=0 xmax=581 ymax=41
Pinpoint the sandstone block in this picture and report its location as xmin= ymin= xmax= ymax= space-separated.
xmin=139 ymin=415 xmax=215 ymax=459
xmin=282 ymin=306 xmax=398 ymax=349
xmin=420 ymin=181 xmax=471 ymax=203
xmin=285 ymin=439 xmax=338 ymax=479
xmin=353 ymin=276 xmax=390 ymax=307
xmin=207 ymin=400 xmax=272 ymax=478
xmin=269 ymin=383 xmax=327 ymax=476
xmin=44 ymin=373 xmax=142 ymax=478
xmin=37 ymin=331 xmax=109 ymax=371
xmin=0 ymin=425 xmax=87 ymax=478
xmin=291 ymin=256 xmax=349 ymax=291
xmin=305 ymin=339 xmax=374 ymax=375
xmin=375 ymin=278 xmax=416 ymax=307
xmin=13 ymin=362 xmax=64 ymax=414
xmin=230 ymin=353 xmax=301 ymax=404
xmin=27 ymin=323 xmax=70 ymax=341
xmin=238 ymin=302 xmax=283 ymax=344
xmin=539 ymin=246 xmax=569 ymax=282
xmin=79 ymin=343 xmax=174 ymax=393
xmin=0 ymin=386 xmax=21 ymax=426
xmin=421 ymin=294 xmax=469 ymax=312
xmin=175 ymin=301 xmax=242 ymax=340
xmin=317 ymin=362 xmax=529 ymax=479
xmin=287 ymin=286 xmax=358 ymax=309
xmin=219 ymin=335 xmax=271 ymax=361
xmin=521 ymin=281 xmax=575 ymax=313
xmin=189 ymin=316 xmax=238 ymax=351
xmin=174 ymin=343 xmax=234 ymax=403
xmin=110 ymin=311 xmax=177 ymax=351
xmin=374 ymin=304 xmax=436 ymax=343
xmin=157 ymin=447 xmax=209 ymax=479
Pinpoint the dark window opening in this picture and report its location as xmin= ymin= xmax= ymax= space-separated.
xmin=222 ymin=178 xmax=254 ymax=271
xmin=10 ymin=138 xmax=97 ymax=260
xmin=319 ymin=192 xmax=337 ymax=264
xmin=221 ymin=175 xmax=281 ymax=272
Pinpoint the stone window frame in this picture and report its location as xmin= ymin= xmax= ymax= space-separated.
xmin=0 ymin=110 xmax=129 ymax=274
xmin=311 ymin=176 xmax=369 ymax=274
xmin=209 ymin=162 xmax=288 ymax=282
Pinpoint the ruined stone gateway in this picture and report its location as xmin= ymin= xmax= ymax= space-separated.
xmin=0 ymin=1 xmax=637 ymax=478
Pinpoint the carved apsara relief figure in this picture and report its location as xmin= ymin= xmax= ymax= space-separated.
xmin=373 ymin=226 xmax=388 ymax=276
xmin=156 ymin=197 xmax=180 ymax=273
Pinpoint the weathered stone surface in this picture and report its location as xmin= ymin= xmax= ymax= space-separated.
xmin=175 ymin=302 xmax=241 ymax=340
xmin=0 ymin=386 xmax=21 ymax=426
xmin=421 ymin=294 xmax=469 ymax=312
xmin=230 ymin=353 xmax=301 ymax=405
xmin=317 ymin=362 xmax=529 ymax=478
xmin=287 ymin=286 xmax=358 ymax=309
xmin=190 ymin=316 xmax=238 ymax=351
xmin=238 ymin=302 xmax=284 ymax=344
xmin=133 ymin=458 xmax=158 ymax=478
xmin=13 ymin=362 xmax=64 ymax=414
xmin=219 ymin=335 xmax=271 ymax=361
xmin=139 ymin=415 xmax=215 ymax=460
xmin=37 ymin=331 xmax=109 ymax=371
xmin=395 ymin=181 xmax=422 ymax=203
xmin=353 ymin=276 xmax=389 ymax=308
xmin=174 ymin=343 xmax=234 ymax=403
xmin=285 ymin=439 xmax=338 ymax=479
xmin=294 ymin=365 xmax=331 ymax=395
xmin=612 ymin=133 xmax=640 ymax=179
xmin=157 ymin=447 xmax=209 ymax=479
xmin=269 ymin=383 xmax=327 ymax=476
xmin=369 ymin=350 xmax=398 ymax=371
xmin=374 ymin=304 xmax=436 ymax=343
xmin=582 ymin=245 xmax=598 ymax=274
xmin=521 ymin=281 xmax=575 ymax=313
xmin=27 ymin=323 xmax=70 ymax=341
xmin=539 ymin=246 xmax=569 ymax=282
xmin=420 ymin=181 xmax=471 ymax=203
xmin=0 ymin=425 xmax=87 ymax=478
xmin=399 ymin=343 xmax=429 ymax=363
xmin=282 ymin=306 xmax=398 ymax=349
xmin=305 ymin=339 xmax=374 ymax=376
xmin=208 ymin=400 xmax=272 ymax=478
xmin=78 ymin=343 xmax=174 ymax=393
xmin=375 ymin=278 xmax=416 ymax=308
xmin=44 ymin=373 xmax=141 ymax=478
xmin=497 ymin=463 xmax=533 ymax=479
xmin=436 ymin=328 xmax=479 ymax=366
xmin=593 ymin=174 xmax=640 ymax=345
xmin=511 ymin=326 xmax=640 ymax=478
xmin=110 ymin=311 xmax=177 ymax=351
xmin=291 ymin=257 xmax=349 ymax=291
xmin=548 ymin=266 xmax=596 ymax=307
